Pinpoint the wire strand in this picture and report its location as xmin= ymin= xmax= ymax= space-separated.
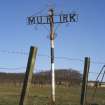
xmin=0 ymin=50 xmax=105 ymax=65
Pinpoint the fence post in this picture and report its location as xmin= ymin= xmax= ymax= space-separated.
xmin=19 ymin=46 xmax=37 ymax=105
xmin=80 ymin=57 xmax=90 ymax=105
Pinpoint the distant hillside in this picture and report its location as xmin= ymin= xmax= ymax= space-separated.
xmin=0 ymin=69 xmax=82 ymax=86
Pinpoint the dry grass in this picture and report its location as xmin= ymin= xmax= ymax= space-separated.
xmin=0 ymin=84 xmax=104 ymax=105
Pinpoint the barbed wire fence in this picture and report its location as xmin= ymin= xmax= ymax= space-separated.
xmin=0 ymin=49 xmax=105 ymax=72
xmin=0 ymin=49 xmax=105 ymax=105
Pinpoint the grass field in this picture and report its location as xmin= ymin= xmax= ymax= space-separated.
xmin=0 ymin=84 xmax=105 ymax=105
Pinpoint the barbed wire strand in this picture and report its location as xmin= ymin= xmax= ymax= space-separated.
xmin=0 ymin=67 xmax=26 ymax=70
xmin=0 ymin=50 xmax=105 ymax=75
xmin=0 ymin=50 xmax=105 ymax=65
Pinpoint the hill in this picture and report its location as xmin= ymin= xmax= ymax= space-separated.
xmin=0 ymin=69 xmax=82 ymax=86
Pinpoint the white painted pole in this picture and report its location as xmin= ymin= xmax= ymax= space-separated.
xmin=49 ymin=9 xmax=55 ymax=104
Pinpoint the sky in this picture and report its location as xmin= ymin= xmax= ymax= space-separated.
xmin=0 ymin=0 xmax=105 ymax=80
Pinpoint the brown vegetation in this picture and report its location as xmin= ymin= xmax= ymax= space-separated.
xmin=0 ymin=69 xmax=82 ymax=87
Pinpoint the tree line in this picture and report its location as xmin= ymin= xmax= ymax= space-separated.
xmin=0 ymin=69 xmax=82 ymax=87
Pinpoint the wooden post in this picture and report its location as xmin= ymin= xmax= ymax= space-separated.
xmin=80 ymin=57 xmax=90 ymax=105
xmin=19 ymin=46 xmax=37 ymax=105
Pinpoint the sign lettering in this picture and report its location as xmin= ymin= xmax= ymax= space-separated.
xmin=27 ymin=13 xmax=78 ymax=25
